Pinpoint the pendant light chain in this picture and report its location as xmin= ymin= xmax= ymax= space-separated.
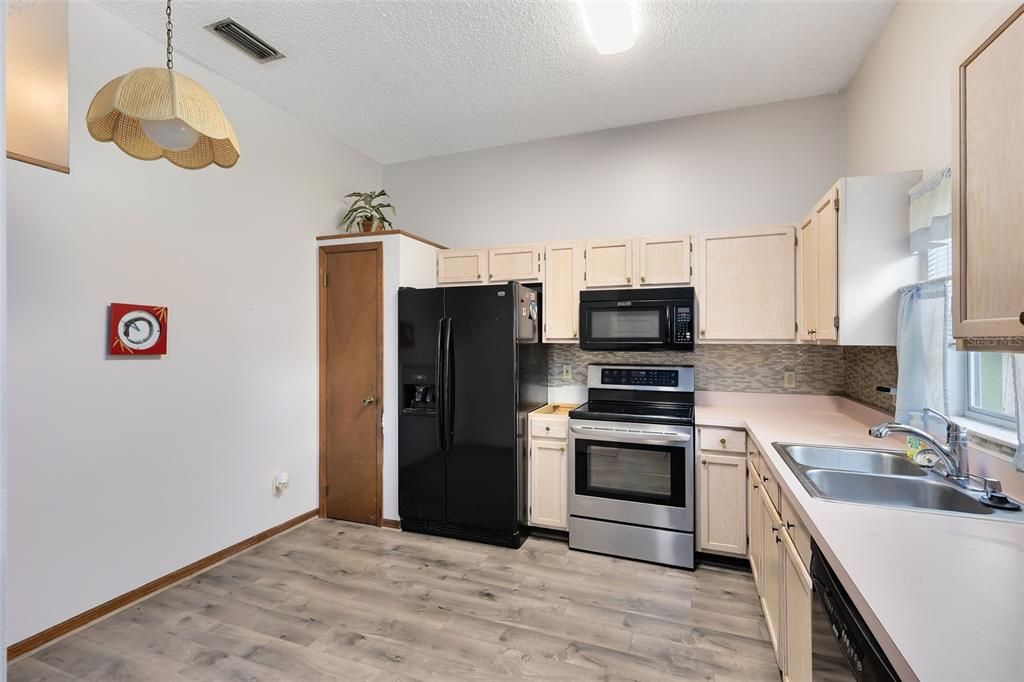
xmin=165 ymin=0 xmax=174 ymax=70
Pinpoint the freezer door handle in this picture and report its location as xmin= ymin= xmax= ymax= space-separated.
xmin=444 ymin=317 xmax=455 ymax=449
xmin=435 ymin=318 xmax=445 ymax=450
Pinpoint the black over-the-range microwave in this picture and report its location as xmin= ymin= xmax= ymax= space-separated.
xmin=579 ymin=287 xmax=696 ymax=351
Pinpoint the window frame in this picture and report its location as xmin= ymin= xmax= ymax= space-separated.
xmin=965 ymin=352 xmax=1017 ymax=430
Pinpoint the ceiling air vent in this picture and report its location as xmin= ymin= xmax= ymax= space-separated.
xmin=205 ymin=18 xmax=285 ymax=64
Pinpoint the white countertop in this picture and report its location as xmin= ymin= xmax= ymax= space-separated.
xmin=695 ymin=393 xmax=1024 ymax=682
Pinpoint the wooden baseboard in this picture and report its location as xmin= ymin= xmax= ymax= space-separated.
xmin=382 ymin=518 xmax=401 ymax=529
xmin=7 ymin=509 xmax=318 ymax=660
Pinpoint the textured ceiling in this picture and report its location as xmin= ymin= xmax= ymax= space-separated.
xmin=94 ymin=0 xmax=895 ymax=164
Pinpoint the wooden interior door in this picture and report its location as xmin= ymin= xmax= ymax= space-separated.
xmin=320 ymin=243 xmax=383 ymax=525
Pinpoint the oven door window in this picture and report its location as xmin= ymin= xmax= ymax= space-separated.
xmin=583 ymin=306 xmax=666 ymax=343
xmin=575 ymin=439 xmax=686 ymax=507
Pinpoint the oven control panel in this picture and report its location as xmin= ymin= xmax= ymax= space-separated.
xmin=600 ymin=368 xmax=678 ymax=387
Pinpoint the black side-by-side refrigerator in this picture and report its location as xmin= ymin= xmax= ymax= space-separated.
xmin=398 ymin=282 xmax=547 ymax=548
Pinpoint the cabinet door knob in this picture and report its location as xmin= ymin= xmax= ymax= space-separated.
xmin=700 ymin=330 xmax=706 ymax=337
xmin=560 ymin=447 xmax=565 ymax=453
xmin=763 ymin=476 xmax=769 ymax=483
xmin=1019 ymin=311 xmax=1024 ymax=325
xmin=719 ymin=437 xmax=727 ymax=446
xmin=640 ymin=276 xmax=646 ymax=283
xmin=626 ymin=276 xmax=632 ymax=283
xmin=785 ymin=522 xmax=795 ymax=529
xmin=477 ymin=273 xmax=482 ymax=279
xmin=545 ymin=426 xmax=551 ymax=431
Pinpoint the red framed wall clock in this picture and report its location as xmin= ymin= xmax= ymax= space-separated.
xmin=109 ymin=303 xmax=168 ymax=355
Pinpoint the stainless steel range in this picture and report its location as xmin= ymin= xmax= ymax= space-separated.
xmin=568 ymin=365 xmax=696 ymax=569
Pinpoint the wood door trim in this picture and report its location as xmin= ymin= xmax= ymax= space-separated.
xmin=318 ymin=242 xmax=384 ymax=526
xmin=7 ymin=151 xmax=70 ymax=174
xmin=315 ymin=229 xmax=447 ymax=250
xmin=6 ymin=509 xmax=318 ymax=661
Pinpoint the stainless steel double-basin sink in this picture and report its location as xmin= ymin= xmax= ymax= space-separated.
xmin=774 ymin=443 xmax=1024 ymax=521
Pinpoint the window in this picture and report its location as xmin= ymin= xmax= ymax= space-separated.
xmin=967 ymin=352 xmax=1017 ymax=428
xmin=920 ymin=239 xmax=1017 ymax=430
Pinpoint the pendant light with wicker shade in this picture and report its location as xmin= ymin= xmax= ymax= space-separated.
xmin=86 ymin=0 xmax=239 ymax=169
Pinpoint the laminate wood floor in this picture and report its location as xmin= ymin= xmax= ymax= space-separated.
xmin=9 ymin=519 xmax=779 ymax=681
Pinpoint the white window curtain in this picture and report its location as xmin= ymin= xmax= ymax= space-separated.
xmin=895 ymin=278 xmax=951 ymax=436
xmin=1013 ymin=355 xmax=1024 ymax=471
xmin=908 ymin=167 xmax=952 ymax=254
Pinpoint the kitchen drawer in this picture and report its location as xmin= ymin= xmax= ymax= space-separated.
xmin=700 ymin=427 xmax=747 ymax=453
xmin=757 ymin=453 xmax=782 ymax=512
xmin=782 ymin=494 xmax=812 ymax=571
xmin=531 ymin=417 xmax=567 ymax=440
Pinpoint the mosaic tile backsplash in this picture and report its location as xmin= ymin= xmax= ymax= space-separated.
xmin=843 ymin=346 xmax=898 ymax=414
xmin=544 ymin=343 xmax=898 ymax=414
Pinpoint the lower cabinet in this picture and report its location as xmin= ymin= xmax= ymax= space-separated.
xmin=527 ymin=405 xmax=571 ymax=531
xmin=747 ymin=457 xmax=763 ymax=589
xmin=698 ymin=452 xmax=747 ymax=555
xmin=760 ymin=485 xmax=784 ymax=659
xmin=529 ymin=440 xmax=567 ymax=529
xmin=747 ymin=446 xmax=815 ymax=682
xmin=783 ymin=529 xmax=813 ymax=682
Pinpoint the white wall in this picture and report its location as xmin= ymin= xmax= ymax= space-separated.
xmin=384 ymin=95 xmax=843 ymax=248
xmin=6 ymin=0 xmax=381 ymax=644
xmin=843 ymin=0 xmax=1008 ymax=178
xmin=2 ymin=5 xmax=8 ymax=675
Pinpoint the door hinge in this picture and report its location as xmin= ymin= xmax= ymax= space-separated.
xmin=689 ymin=241 xmax=693 ymax=252
xmin=834 ymin=315 xmax=840 ymax=329
xmin=795 ymin=322 xmax=799 ymax=332
xmin=323 ymin=272 xmax=328 ymax=287
xmin=833 ymin=197 xmax=840 ymax=211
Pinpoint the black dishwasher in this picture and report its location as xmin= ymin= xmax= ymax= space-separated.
xmin=810 ymin=542 xmax=898 ymax=681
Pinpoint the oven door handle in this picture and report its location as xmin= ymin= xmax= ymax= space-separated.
xmin=569 ymin=425 xmax=691 ymax=446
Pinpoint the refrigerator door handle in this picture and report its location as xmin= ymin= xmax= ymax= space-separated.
xmin=444 ymin=316 xmax=454 ymax=449
xmin=435 ymin=318 xmax=445 ymax=450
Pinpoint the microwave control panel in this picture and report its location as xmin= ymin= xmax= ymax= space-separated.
xmin=673 ymin=307 xmax=693 ymax=343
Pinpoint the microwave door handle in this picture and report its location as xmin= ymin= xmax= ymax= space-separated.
xmin=665 ymin=306 xmax=672 ymax=344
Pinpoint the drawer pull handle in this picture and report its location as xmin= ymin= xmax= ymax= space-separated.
xmin=1020 ymin=312 xmax=1024 ymax=325
xmin=719 ymin=437 xmax=727 ymax=446
xmin=545 ymin=426 xmax=551 ymax=432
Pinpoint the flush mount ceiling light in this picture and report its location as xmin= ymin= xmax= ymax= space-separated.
xmin=578 ymin=0 xmax=638 ymax=55
xmin=86 ymin=0 xmax=239 ymax=169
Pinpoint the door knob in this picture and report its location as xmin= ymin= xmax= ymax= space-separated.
xmin=362 ymin=396 xmax=376 ymax=406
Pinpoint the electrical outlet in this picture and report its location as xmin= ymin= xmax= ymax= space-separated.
xmin=783 ymin=370 xmax=796 ymax=389
xmin=562 ymin=365 xmax=573 ymax=380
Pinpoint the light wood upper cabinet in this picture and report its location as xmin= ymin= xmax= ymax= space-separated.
xmin=953 ymin=4 xmax=1024 ymax=342
xmin=798 ymin=188 xmax=839 ymax=343
xmin=489 ymin=244 xmax=542 ymax=283
xmin=796 ymin=172 xmax=921 ymax=346
xmin=797 ymin=215 xmax=818 ymax=342
xmin=543 ymin=241 xmax=584 ymax=343
xmin=585 ymin=239 xmax=633 ymax=288
xmin=638 ymin=235 xmax=691 ymax=286
xmin=697 ymin=226 xmax=796 ymax=341
xmin=437 ymin=249 xmax=488 ymax=284
xmin=698 ymin=451 xmax=747 ymax=556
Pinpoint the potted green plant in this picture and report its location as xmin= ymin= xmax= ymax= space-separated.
xmin=340 ymin=190 xmax=396 ymax=233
